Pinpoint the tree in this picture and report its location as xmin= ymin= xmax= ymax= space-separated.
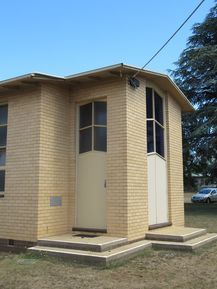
xmin=171 ymin=2 xmax=217 ymax=190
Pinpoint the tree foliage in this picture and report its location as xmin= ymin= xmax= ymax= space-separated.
xmin=171 ymin=2 xmax=217 ymax=189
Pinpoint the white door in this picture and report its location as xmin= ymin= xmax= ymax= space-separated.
xmin=76 ymin=101 xmax=107 ymax=230
xmin=148 ymin=155 xmax=168 ymax=226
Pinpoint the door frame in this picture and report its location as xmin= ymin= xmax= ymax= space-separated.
xmin=146 ymin=83 xmax=169 ymax=227
xmin=74 ymin=98 xmax=107 ymax=231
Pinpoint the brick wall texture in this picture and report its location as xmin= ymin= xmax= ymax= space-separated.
xmin=0 ymin=76 xmax=184 ymax=243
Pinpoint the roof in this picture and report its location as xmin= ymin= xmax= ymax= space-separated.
xmin=0 ymin=63 xmax=194 ymax=112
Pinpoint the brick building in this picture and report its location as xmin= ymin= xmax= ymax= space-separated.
xmin=0 ymin=64 xmax=193 ymax=248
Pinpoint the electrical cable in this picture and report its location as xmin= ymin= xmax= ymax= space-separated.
xmin=132 ymin=0 xmax=206 ymax=79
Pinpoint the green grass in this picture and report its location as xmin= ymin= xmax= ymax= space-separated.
xmin=185 ymin=203 xmax=217 ymax=233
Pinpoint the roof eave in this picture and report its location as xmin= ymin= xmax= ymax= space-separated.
xmin=0 ymin=64 xmax=194 ymax=112
xmin=66 ymin=63 xmax=124 ymax=79
xmin=120 ymin=64 xmax=194 ymax=112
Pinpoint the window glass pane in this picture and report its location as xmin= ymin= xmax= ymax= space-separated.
xmin=146 ymin=87 xmax=153 ymax=118
xmin=94 ymin=127 xmax=107 ymax=152
xmin=94 ymin=102 xmax=107 ymax=125
xmin=79 ymin=127 xmax=92 ymax=153
xmin=80 ymin=103 xmax=92 ymax=128
xmin=0 ymin=105 xmax=8 ymax=125
xmin=156 ymin=123 xmax=164 ymax=157
xmin=0 ymin=170 xmax=5 ymax=192
xmin=147 ymin=120 xmax=154 ymax=153
xmin=0 ymin=149 xmax=6 ymax=166
xmin=154 ymin=92 xmax=163 ymax=125
xmin=0 ymin=127 xmax=7 ymax=147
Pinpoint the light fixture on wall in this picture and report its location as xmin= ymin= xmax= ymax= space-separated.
xmin=128 ymin=77 xmax=140 ymax=89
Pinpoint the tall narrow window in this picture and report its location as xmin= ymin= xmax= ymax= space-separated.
xmin=79 ymin=101 xmax=107 ymax=154
xmin=0 ymin=105 xmax=8 ymax=196
xmin=146 ymin=88 xmax=165 ymax=157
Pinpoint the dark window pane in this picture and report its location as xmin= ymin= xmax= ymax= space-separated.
xmin=156 ymin=123 xmax=164 ymax=157
xmin=94 ymin=102 xmax=107 ymax=125
xmin=0 ymin=170 xmax=5 ymax=192
xmin=80 ymin=103 xmax=92 ymax=128
xmin=79 ymin=127 xmax=92 ymax=153
xmin=154 ymin=92 xmax=163 ymax=125
xmin=146 ymin=87 xmax=153 ymax=118
xmin=94 ymin=127 xmax=107 ymax=152
xmin=147 ymin=120 xmax=154 ymax=153
xmin=0 ymin=105 xmax=8 ymax=125
xmin=0 ymin=149 xmax=6 ymax=166
xmin=0 ymin=127 xmax=7 ymax=147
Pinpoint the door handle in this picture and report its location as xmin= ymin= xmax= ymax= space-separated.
xmin=104 ymin=180 xmax=107 ymax=188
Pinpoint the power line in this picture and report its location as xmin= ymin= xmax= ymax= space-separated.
xmin=132 ymin=0 xmax=206 ymax=79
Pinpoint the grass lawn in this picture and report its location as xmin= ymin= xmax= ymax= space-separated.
xmin=1 ymin=203 xmax=217 ymax=289
xmin=185 ymin=203 xmax=217 ymax=233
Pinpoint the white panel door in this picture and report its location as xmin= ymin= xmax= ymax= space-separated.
xmin=155 ymin=156 xmax=168 ymax=224
xmin=148 ymin=154 xmax=168 ymax=225
xmin=77 ymin=151 xmax=106 ymax=229
xmin=148 ymin=155 xmax=157 ymax=225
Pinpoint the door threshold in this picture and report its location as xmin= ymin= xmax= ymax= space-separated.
xmin=149 ymin=222 xmax=172 ymax=230
xmin=72 ymin=227 xmax=107 ymax=234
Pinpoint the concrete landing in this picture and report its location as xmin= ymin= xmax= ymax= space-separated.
xmin=38 ymin=234 xmax=128 ymax=252
xmin=145 ymin=226 xmax=207 ymax=242
xmin=29 ymin=239 xmax=152 ymax=266
xmin=152 ymin=233 xmax=217 ymax=251
xmin=29 ymin=227 xmax=217 ymax=265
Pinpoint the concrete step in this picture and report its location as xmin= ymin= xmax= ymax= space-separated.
xmin=29 ymin=240 xmax=152 ymax=266
xmin=38 ymin=235 xmax=128 ymax=252
xmin=152 ymin=233 xmax=217 ymax=251
xmin=146 ymin=227 xmax=207 ymax=242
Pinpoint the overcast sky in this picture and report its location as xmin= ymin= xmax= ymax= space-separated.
xmin=0 ymin=0 xmax=214 ymax=80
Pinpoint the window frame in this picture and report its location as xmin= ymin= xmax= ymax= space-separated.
xmin=146 ymin=88 xmax=166 ymax=159
xmin=0 ymin=104 xmax=8 ymax=197
xmin=78 ymin=100 xmax=107 ymax=154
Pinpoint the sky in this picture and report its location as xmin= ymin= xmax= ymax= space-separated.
xmin=0 ymin=0 xmax=215 ymax=80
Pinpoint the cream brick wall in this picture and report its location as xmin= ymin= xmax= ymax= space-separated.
xmin=0 ymin=89 xmax=41 ymax=242
xmin=126 ymin=79 xmax=148 ymax=240
xmin=70 ymin=79 xmax=129 ymax=237
xmin=166 ymin=94 xmax=184 ymax=226
xmin=37 ymin=83 xmax=71 ymax=238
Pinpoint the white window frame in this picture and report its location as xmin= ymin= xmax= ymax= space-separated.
xmin=79 ymin=100 xmax=107 ymax=154
xmin=146 ymin=87 xmax=165 ymax=159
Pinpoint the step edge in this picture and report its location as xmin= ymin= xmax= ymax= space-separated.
xmin=146 ymin=228 xmax=207 ymax=242
xmin=151 ymin=234 xmax=217 ymax=249
xmin=106 ymin=242 xmax=152 ymax=260
xmin=151 ymin=233 xmax=217 ymax=245
xmin=38 ymin=238 xmax=128 ymax=252
xmin=185 ymin=233 xmax=217 ymax=244
xmin=182 ymin=229 xmax=207 ymax=241
xmin=38 ymin=237 xmax=127 ymax=246
xmin=29 ymin=246 xmax=107 ymax=259
xmin=145 ymin=233 xmax=184 ymax=242
xmin=191 ymin=234 xmax=217 ymax=249
xmin=29 ymin=241 xmax=152 ymax=259
xmin=37 ymin=240 xmax=102 ymax=252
